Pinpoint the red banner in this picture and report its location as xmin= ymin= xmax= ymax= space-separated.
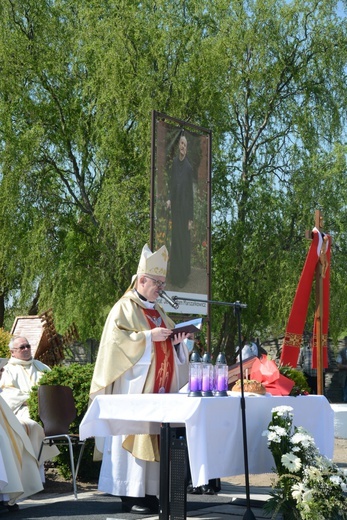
xmin=280 ymin=229 xmax=330 ymax=369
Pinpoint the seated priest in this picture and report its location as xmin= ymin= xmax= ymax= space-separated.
xmin=0 ymin=336 xmax=59 ymax=477
xmin=0 ymin=394 xmax=43 ymax=511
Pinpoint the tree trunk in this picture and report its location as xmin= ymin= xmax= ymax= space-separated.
xmin=0 ymin=292 xmax=4 ymax=328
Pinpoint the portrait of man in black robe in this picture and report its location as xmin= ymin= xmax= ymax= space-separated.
xmin=152 ymin=115 xmax=210 ymax=305
xmin=166 ymin=135 xmax=194 ymax=288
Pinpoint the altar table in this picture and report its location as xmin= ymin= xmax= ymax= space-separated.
xmin=80 ymin=393 xmax=334 ymax=487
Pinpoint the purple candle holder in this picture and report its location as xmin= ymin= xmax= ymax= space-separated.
xmin=188 ymin=361 xmax=202 ymax=397
xmin=202 ymin=360 xmax=214 ymax=397
xmin=214 ymin=354 xmax=228 ymax=396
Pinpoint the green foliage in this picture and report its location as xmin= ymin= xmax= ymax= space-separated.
xmin=279 ymin=365 xmax=311 ymax=396
xmin=27 ymin=362 xmax=100 ymax=481
xmin=0 ymin=328 xmax=11 ymax=358
xmin=1 ymin=0 xmax=347 ymax=358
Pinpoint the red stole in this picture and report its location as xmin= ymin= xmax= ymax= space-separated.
xmin=280 ymin=229 xmax=330 ymax=369
xmin=143 ymin=308 xmax=174 ymax=393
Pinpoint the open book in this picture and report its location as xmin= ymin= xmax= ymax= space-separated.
xmin=169 ymin=318 xmax=202 ymax=339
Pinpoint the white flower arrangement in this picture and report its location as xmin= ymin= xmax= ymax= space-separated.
xmin=263 ymin=405 xmax=347 ymax=520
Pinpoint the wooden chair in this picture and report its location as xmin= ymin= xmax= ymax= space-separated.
xmin=37 ymin=385 xmax=86 ymax=499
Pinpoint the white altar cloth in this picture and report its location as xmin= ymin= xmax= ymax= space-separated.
xmin=80 ymin=394 xmax=334 ymax=487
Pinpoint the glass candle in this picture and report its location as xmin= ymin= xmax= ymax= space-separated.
xmin=202 ymin=361 xmax=214 ymax=395
xmin=188 ymin=361 xmax=202 ymax=396
xmin=217 ymin=371 xmax=227 ymax=391
xmin=214 ymin=352 xmax=228 ymax=396
xmin=202 ymin=373 xmax=210 ymax=392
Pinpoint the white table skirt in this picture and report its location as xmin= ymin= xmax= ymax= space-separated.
xmin=80 ymin=394 xmax=334 ymax=487
xmin=331 ymin=404 xmax=347 ymax=439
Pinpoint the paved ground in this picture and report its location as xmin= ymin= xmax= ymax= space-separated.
xmin=4 ymin=481 xmax=278 ymax=520
xmin=3 ymin=438 xmax=346 ymax=520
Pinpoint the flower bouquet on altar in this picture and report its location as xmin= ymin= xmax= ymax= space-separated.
xmin=262 ymin=405 xmax=347 ymax=520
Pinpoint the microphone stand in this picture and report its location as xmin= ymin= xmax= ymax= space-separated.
xmin=173 ymin=296 xmax=256 ymax=520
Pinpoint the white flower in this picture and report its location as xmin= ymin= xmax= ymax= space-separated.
xmin=271 ymin=405 xmax=293 ymax=416
xmin=266 ymin=427 xmax=287 ymax=444
xmin=304 ymin=466 xmax=322 ymax=483
xmin=291 ymin=431 xmax=314 ymax=448
xmin=266 ymin=406 xmax=347 ymax=519
xmin=269 ymin=425 xmax=287 ymax=438
xmin=292 ymin=483 xmax=313 ymax=505
xmin=330 ymin=475 xmax=341 ymax=485
xmin=292 ymin=482 xmax=305 ymax=502
xmin=267 ymin=430 xmax=281 ymax=443
xmin=281 ymin=452 xmax=302 ymax=472
xmin=292 ymin=432 xmax=313 ymax=444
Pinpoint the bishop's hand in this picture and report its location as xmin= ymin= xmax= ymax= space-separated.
xmin=151 ymin=327 xmax=172 ymax=342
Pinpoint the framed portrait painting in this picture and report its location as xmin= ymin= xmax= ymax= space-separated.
xmin=151 ymin=111 xmax=211 ymax=316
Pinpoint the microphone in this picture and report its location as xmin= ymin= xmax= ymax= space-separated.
xmin=159 ymin=290 xmax=179 ymax=310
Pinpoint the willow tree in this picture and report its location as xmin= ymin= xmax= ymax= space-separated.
xmin=0 ymin=0 xmax=104 ymax=336
xmin=1 ymin=0 xmax=347 ymax=353
xmin=0 ymin=0 xmax=218 ymax=337
xmin=185 ymin=0 xmax=347 ymax=357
